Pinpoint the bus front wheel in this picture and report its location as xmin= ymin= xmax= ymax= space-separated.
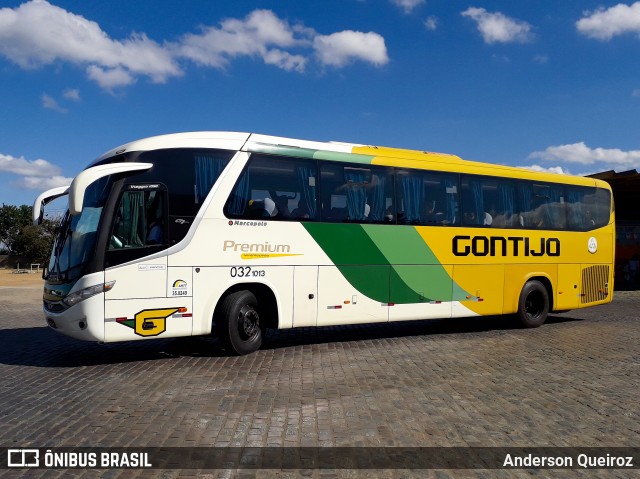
xmin=219 ymin=290 xmax=263 ymax=355
xmin=516 ymin=280 xmax=549 ymax=328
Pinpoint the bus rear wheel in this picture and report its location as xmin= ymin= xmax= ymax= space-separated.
xmin=219 ymin=290 xmax=263 ymax=355
xmin=517 ymin=280 xmax=549 ymax=328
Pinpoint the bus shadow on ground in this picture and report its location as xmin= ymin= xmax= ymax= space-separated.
xmin=0 ymin=314 xmax=584 ymax=368
xmin=262 ymin=313 xmax=584 ymax=350
xmin=0 ymin=326 xmax=227 ymax=368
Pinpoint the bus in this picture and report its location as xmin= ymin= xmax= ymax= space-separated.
xmin=33 ymin=132 xmax=614 ymax=355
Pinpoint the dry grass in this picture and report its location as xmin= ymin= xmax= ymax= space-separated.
xmin=0 ymin=268 xmax=44 ymax=287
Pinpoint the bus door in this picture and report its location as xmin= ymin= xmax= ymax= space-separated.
xmin=103 ymin=184 xmax=193 ymax=342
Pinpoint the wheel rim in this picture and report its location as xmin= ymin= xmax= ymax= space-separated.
xmin=238 ymin=304 xmax=260 ymax=340
xmin=525 ymin=290 xmax=545 ymax=321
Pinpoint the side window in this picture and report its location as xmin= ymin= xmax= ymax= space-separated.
xmin=225 ymin=154 xmax=318 ymax=221
xmin=461 ymin=177 xmax=492 ymax=227
xmin=396 ymin=169 xmax=458 ymax=225
xmin=134 ymin=148 xmax=234 ymax=244
xmin=320 ymin=163 xmax=394 ymax=223
xmin=567 ymin=187 xmax=611 ymax=231
xmin=592 ymin=188 xmax=612 ymax=228
xmin=136 ymin=148 xmax=234 ymax=217
xmin=517 ymin=182 xmax=566 ymax=230
xmin=109 ymin=186 xmax=167 ymax=250
xmin=461 ymin=176 xmax=518 ymax=228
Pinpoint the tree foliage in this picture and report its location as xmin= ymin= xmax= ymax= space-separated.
xmin=13 ymin=219 xmax=58 ymax=264
xmin=0 ymin=204 xmax=32 ymax=255
xmin=0 ymin=204 xmax=58 ymax=263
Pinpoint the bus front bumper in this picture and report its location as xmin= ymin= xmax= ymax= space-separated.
xmin=43 ymin=293 xmax=105 ymax=342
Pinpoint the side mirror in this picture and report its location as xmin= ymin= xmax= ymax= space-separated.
xmin=69 ymin=163 xmax=152 ymax=215
xmin=33 ymin=186 xmax=70 ymax=225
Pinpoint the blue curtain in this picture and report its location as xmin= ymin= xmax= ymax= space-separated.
xmin=296 ymin=165 xmax=317 ymax=219
xmin=567 ymin=189 xmax=584 ymax=229
xmin=546 ymin=187 xmax=564 ymax=228
xmin=444 ymin=177 xmax=457 ymax=224
xmin=470 ymin=181 xmax=484 ymax=225
xmin=369 ymin=173 xmax=386 ymax=222
xmin=195 ymin=154 xmax=228 ymax=204
xmin=228 ymin=171 xmax=250 ymax=216
xmin=400 ymin=174 xmax=423 ymax=223
xmin=518 ymin=183 xmax=534 ymax=226
xmin=344 ymin=170 xmax=367 ymax=221
xmin=498 ymin=182 xmax=514 ymax=219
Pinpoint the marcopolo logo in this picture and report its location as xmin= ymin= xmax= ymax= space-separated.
xmin=453 ymin=235 xmax=561 ymax=257
xmin=228 ymin=220 xmax=267 ymax=227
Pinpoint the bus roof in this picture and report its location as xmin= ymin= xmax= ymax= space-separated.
xmin=96 ymin=131 xmax=609 ymax=190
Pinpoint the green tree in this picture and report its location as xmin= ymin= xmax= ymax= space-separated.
xmin=12 ymin=219 xmax=58 ymax=264
xmin=0 ymin=204 xmax=32 ymax=255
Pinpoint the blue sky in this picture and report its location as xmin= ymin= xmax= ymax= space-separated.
xmin=2 ymin=0 xmax=640 ymax=207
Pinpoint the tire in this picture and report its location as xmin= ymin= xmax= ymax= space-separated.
xmin=516 ymin=280 xmax=549 ymax=328
xmin=218 ymin=290 xmax=263 ymax=355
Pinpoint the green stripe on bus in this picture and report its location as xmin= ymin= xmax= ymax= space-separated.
xmin=363 ymin=225 xmax=464 ymax=303
xmin=303 ymin=223 xmax=390 ymax=302
xmin=246 ymin=143 xmax=374 ymax=164
xmin=303 ymin=223 xmax=470 ymax=304
xmin=312 ymin=150 xmax=374 ymax=164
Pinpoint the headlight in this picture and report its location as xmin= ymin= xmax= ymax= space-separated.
xmin=63 ymin=281 xmax=115 ymax=307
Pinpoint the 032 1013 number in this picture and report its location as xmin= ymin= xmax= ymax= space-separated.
xmin=230 ymin=267 xmax=265 ymax=278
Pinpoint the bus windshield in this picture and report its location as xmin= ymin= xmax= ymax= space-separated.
xmin=47 ymin=176 xmax=114 ymax=282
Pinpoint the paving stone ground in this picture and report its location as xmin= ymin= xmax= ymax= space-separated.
xmin=0 ymin=285 xmax=638 ymax=478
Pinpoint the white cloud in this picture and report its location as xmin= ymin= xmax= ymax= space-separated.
xmin=529 ymin=142 xmax=640 ymax=172
xmin=521 ymin=164 xmax=571 ymax=175
xmin=0 ymin=152 xmax=72 ymax=192
xmin=261 ymin=49 xmax=307 ymax=72
xmin=313 ymin=31 xmax=389 ymax=68
xmin=424 ymin=16 xmax=438 ymax=31
xmin=577 ymin=2 xmax=640 ymax=40
xmin=0 ymin=153 xmax=61 ymax=177
xmin=391 ymin=0 xmax=425 ymax=14
xmin=41 ymin=93 xmax=66 ymax=113
xmin=15 ymin=175 xmax=73 ymax=190
xmin=461 ymin=7 xmax=533 ymax=44
xmin=176 ymin=10 xmax=387 ymax=71
xmin=0 ymin=3 xmax=388 ymax=88
xmin=0 ymin=0 xmax=181 ymax=88
xmin=63 ymin=88 xmax=80 ymax=101
xmin=87 ymin=65 xmax=136 ymax=90
xmin=176 ymin=9 xmax=308 ymax=72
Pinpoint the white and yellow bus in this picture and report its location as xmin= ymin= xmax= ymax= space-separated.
xmin=34 ymin=132 xmax=614 ymax=354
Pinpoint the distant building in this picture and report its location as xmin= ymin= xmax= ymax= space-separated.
xmin=589 ymin=170 xmax=640 ymax=290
